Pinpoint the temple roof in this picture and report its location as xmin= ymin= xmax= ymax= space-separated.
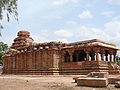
xmin=64 ymin=39 xmax=119 ymax=50
xmin=10 ymin=30 xmax=119 ymax=50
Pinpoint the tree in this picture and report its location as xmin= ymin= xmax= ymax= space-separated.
xmin=0 ymin=0 xmax=18 ymax=35
xmin=116 ymin=56 xmax=120 ymax=66
xmin=0 ymin=42 xmax=8 ymax=64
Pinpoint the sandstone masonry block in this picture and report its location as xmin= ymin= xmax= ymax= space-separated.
xmin=77 ymin=78 xmax=108 ymax=87
xmin=87 ymin=72 xmax=109 ymax=78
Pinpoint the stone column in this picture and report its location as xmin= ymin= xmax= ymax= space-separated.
xmin=86 ymin=51 xmax=89 ymax=61
xmin=101 ymin=50 xmax=105 ymax=61
xmin=76 ymin=52 xmax=79 ymax=62
xmin=70 ymin=53 xmax=73 ymax=62
xmin=113 ymin=51 xmax=117 ymax=62
xmin=95 ymin=50 xmax=99 ymax=61
xmin=105 ymin=51 xmax=108 ymax=61
xmin=109 ymin=51 xmax=113 ymax=62
xmin=90 ymin=52 xmax=95 ymax=61
xmin=69 ymin=50 xmax=74 ymax=62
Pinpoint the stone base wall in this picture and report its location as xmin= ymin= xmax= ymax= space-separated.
xmin=2 ymin=52 xmax=120 ymax=75
xmin=2 ymin=49 xmax=58 ymax=75
xmin=59 ymin=61 xmax=119 ymax=75
xmin=2 ymin=68 xmax=59 ymax=75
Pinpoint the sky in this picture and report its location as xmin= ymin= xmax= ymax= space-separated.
xmin=1 ymin=0 xmax=120 ymax=51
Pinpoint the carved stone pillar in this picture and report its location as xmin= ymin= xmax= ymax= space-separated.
xmin=68 ymin=50 xmax=74 ymax=62
xmin=109 ymin=51 xmax=113 ymax=62
xmin=95 ymin=50 xmax=99 ymax=61
xmin=101 ymin=50 xmax=105 ymax=61
xmin=76 ymin=53 xmax=79 ymax=62
xmin=86 ymin=51 xmax=89 ymax=61
xmin=110 ymin=54 xmax=112 ymax=62
xmin=105 ymin=51 xmax=109 ymax=61
xmin=90 ymin=51 xmax=95 ymax=61
xmin=69 ymin=53 xmax=73 ymax=62
xmin=113 ymin=51 xmax=117 ymax=62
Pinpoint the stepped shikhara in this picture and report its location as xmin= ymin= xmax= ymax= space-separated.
xmin=2 ymin=30 xmax=120 ymax=75
xmin=11 ymin=30 xmax=34 ymax=49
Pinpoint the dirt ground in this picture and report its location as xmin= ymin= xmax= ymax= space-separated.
xmin=0 ymin=73 xmax=120 ymax=90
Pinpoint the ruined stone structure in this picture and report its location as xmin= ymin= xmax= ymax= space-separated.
xmin=2 ymin=30 xmax=120 ymax=75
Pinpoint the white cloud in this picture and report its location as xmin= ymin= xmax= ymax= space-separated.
xmin=56 ymin=38 xmax=68 ymax=43
xmin=78 ymin=10 xmax=93 ymax=19
xmin=52 ymin=0 xmax=80 ymax=6
xmin=0 ymin=36 xmax=14 ymax=46
xmin=104 ymin=20 xmax=120 ymax=32
xmin=66 ymin=21 xmax=77 ymax=25
xmin=54 ymin=29 xmax=73 ymax=38
xmin=31 ymin=30 xmax=52 ymax=43
xmin=112 ymin=16 xmax=120 ymax=21
xmin=101 ymin=11 xmax=114 ymax=17
xmin=31 ymin=20 xmax=120 ymax=49
xmin=108 ymin=0 xmax=120 ymax=5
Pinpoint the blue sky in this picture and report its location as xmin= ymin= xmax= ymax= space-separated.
xmin=1 ymin=0 xmax=120 ymax=50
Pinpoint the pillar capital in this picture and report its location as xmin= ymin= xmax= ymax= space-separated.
xmin=85 ymin=51 xmax=90 ymax=54
xmin=109 ymin=50 xmax=113 ymax=55
xmin=101 ymin=50 xmax=105 ymax=54
xmin=113 ymin=50 xmax=117 ymax=55
xmin=94 ymin=49 xmax=100 ymax=53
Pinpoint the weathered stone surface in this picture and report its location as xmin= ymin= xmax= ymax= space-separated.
xmin=87 ymin=72 xmax=109 ymax=78
xmin=115 ymin=81 xmax=120 ymax=88
xmin=11 ymin=30 xmax=34 ymax=50
xmin=77 ymin=78 xmax=108 ymax=87
xmin=108 ymin=78 xmax=120 ymax=84
xmin=73 ymin=77 xmax=79 ymax=83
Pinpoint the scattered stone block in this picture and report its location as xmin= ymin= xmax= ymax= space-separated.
xmin=115 ymin=81 xmax=120 ymax=88
xmin=108 ymin=78 xmax=120 ymax=84
xmin=87 ymin=72 xmax=108 ymax=78
xmin=73 ymin=77 xmax=79 ymax=83
xmin=77 ymin=78 xmax=108 ymax=87
xmin=73 ymin=75 xmax=87 ymax=83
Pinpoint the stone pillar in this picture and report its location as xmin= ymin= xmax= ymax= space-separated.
xmin=109 ymin=51 xmax=113 ymax=62
xmin=95 ymin=50 xmax=99 ymax=61
xmin=76 ymin=52 xmax=79 ymax=62
xmin=90 ymin=52 xmax=95 ymax=61
xmin=86 ymin=51 xmax=89 ymax=61
xmin=113 ymin=51 xmax=117 ymax=62
xmin=101 ymin=50 xmax=105 ymax=61
xmin=70 ymin=53 xmax=73 ymax=62
xmin=105 ymin=51 xmax=108 ymax=61
xmin=32 ymin=50 xmax=36 ymax=69
xmin=69 ymin=50 xmax=74 ymax=62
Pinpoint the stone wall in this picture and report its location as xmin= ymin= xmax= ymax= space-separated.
xmin=2 ymin=49 xmax=58 ymax=75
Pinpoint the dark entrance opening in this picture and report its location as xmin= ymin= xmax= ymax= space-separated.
xmin=64 ymin=51 xmax=70 ymax=62
xmin=105 ymin=50 xmax=109 ymax=61
xmin=89 ymin=51 xmax=95 ymax=61
xmin=72 ymin=52 xmax=77 ymax=62
xmin=78 ymin=50 xmax=86 ymax=61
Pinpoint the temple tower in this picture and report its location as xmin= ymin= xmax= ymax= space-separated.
xmin=11 ymin=30 xmax=34 ymax=50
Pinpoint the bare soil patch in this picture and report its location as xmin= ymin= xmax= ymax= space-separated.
xmin=0 ymin=74 xmax=119 ymax=90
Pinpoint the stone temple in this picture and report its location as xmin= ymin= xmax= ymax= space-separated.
xmin=2 ymin=30 xmax=120 ymax=75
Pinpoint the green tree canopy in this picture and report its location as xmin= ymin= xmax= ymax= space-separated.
xmin=0 ymin=42 xmax=8 ymax=64
xmin=116 ymin=56 xmax=120 ymax=66
xmin=0 ymin=0 xmax=18 ymax=29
